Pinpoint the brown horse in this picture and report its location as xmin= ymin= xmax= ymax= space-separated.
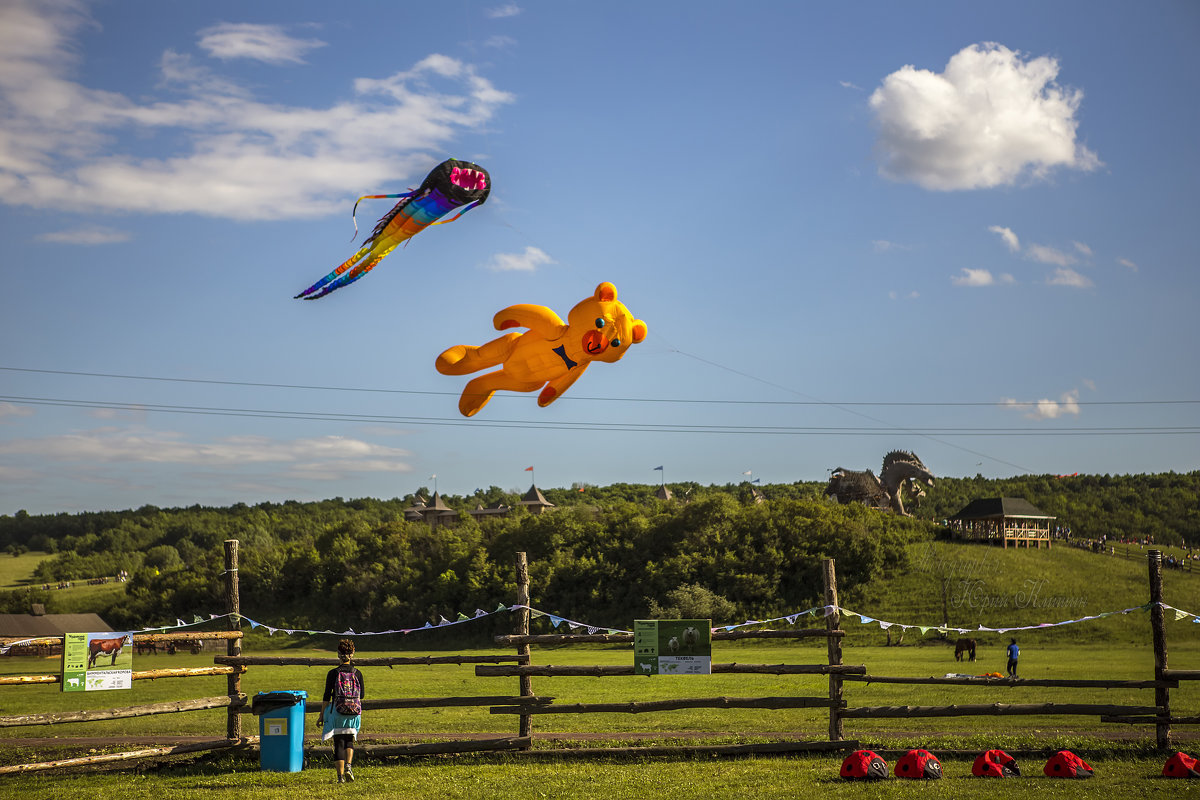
xmin=954 ymin=638 xmax=977 ymax=662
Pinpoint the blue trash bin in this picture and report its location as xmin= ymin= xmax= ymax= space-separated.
xmin=254 ymin=690 xmax=307 ymax=772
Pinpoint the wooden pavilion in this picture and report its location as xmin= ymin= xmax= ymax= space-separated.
xmin=948 ymin=497 xmax=1056 ymax=549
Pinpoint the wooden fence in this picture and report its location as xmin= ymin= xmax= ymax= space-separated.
xmin=0 ymin=544 xmax=1195 ymax=773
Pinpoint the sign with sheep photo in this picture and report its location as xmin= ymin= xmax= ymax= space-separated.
xmin=633 ymin=619 xmax=711 ymax=675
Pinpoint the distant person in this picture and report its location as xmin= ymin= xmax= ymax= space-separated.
xmin=318 ymin=639 xmax=365 ymax=783
xmin=1006 ymin=638 xmax=1020 ymax=678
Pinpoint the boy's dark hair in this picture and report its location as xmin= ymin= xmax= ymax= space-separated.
xmin=338 ymin=638 xmax=355 ymax=659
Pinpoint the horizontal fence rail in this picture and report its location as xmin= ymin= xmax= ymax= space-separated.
xmin=489 ymin=696 xmax=838 ymax=715
xmin=0 ymin=666 xmax=244 ymax=686
xmin=0 ymin=631 xmax=242 ymax=647
xmin=476 ymin=663 xmax=867 ymax=678
xmin=0 ymin=737 xmax=257 ymax=775
xmin=0 ymin=695 xmax=245 ymax=728
xmin=843 ymin=674 xmax=1179 ymax=689
xmin=214 ymin=654 xmax=528 ymax=667
xmin=841 ymin=702 xmax=1163 ymax=719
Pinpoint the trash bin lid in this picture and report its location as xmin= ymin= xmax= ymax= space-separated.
xmin=251 ymin=690 xmax=308 ymax=714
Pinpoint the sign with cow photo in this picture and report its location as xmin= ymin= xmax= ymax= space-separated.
xmin=633 ymin=619 xmax=711 ymax=675
xmin=61 ymin=632 xmax=134 ymax=692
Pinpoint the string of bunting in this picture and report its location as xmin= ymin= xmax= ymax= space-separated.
xmin=5 ymin=601 xmax=1196 ymax=655
xmin=833 ymin=601 xmax=1200 ymax=636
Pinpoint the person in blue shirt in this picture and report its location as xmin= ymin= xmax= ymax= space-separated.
xmin=1006 ymin=638 xmax=1019 ymax=677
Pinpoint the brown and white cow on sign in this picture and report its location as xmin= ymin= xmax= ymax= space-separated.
xmin=87 ymin=634 xmax=131 ymax=669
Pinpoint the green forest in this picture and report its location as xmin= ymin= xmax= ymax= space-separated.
xmin=1 ymin=471 xmax=1196 ymax=635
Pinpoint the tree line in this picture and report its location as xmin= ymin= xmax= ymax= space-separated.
xmin=1 ymin=471 xmax=1195 ymax=632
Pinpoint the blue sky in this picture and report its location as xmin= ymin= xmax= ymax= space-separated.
xmin=1 ymin=0 xmax=1197 ymax=515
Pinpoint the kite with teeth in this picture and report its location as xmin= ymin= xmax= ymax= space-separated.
xmin=295 ymin=158 xmax=490 ymax=299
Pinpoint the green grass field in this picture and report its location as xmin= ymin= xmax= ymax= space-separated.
xmin=0 ymin=551 xmax=49 ymax=588
xmin=3 ymin=541 xmax=1200 ymax=796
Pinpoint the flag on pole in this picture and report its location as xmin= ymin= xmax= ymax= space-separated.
xmin=524 ymin=466 xmax=534 ymax=472
xmin=653 ymin=466 xmax=663 ymax=471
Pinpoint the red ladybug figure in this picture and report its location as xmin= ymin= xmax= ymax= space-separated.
xmin=840 ymin=749 xmax=889 ymax=780
xmin=894 ymin=748 xmax=943 ymax=779
xmin=1043 ymin=750 xmax=1094 ymax=778
xmin=972 ymin=748 xmax=1021 ymax=777
xmin=1162 ymin=751 xmax=1200 ymax=778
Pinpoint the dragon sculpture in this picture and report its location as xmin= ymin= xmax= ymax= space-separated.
xmin=824 ymin=450 xmax=934 ymax=516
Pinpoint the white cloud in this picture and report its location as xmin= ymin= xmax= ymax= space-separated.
xmin=840 ymin=80 xmax=863 ymax=91
xmin=872 ymin=239 xmax=907 ymax=253
xmin=0 ymin=429 xmax=412 ymax=477
xmin=36 ymin=225 xmax=131 ymax=244
xmin=1046 ymin=266 xmax=1094 ymax=288
xmin=0 ymin=402 xmax=34 ymax=419
xmin=1118 ymin=257 xmax=1139 ymax=272
xmin=988 ymin=225 xmax=1020 ymax=252
xmin=869 ymin=42 xmax=1101 ymax=190
xmin=198 ymin=23 xmax=325 ymax=65
xmin=951 ymin=268 xmax=1013 ymax=287
xmin=486 ymin=246 xmax=555 ymax=272
xmin=0 ymin=0 xmax=513 ymax=221
xmin=1072 ymin=241 xmax=1092 ymax=257
xmin=888 ymin=289 xmax=919 ymax=300
xmin=1001 ymin=389 xmax=1081 ymax=420
xmin=1026 ymin=243 xmax=1076 ymax=267
xmin=487 ymin=3 xmax=522 ymax=18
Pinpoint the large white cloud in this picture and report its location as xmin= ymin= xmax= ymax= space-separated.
xmin=0 ymin=428 xmax=412 ymax=474
xmin=869 ymin=43 xmax=1100 ymax=190
xmin=0 ymin=0 xmax=513 ymax=220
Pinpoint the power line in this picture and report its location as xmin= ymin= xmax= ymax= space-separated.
xmin=5 ymin=395 xmax=1198 ymax=437
xmin=2 ymin=366 xmax=1196 ymax=408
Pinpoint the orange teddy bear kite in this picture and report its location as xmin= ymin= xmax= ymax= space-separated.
xmin=436 ymin=282 xmax=647 ymax=417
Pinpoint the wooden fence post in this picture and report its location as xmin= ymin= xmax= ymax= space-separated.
xmin=822 ymin=558 xmax=843 ymax=741
xmin=224 ymin=539 xmax=242 ymax=739
xmin=515 ymin=552 xmax=533 ymax=747
xmin=1147 ymin=549 xmax=1171 ymax=748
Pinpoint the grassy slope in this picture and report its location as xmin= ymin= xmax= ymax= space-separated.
xmin=0 ymin=551 xmax=49 ymax=588
xmin=851 ymin=539 xmax=1200 ymax=646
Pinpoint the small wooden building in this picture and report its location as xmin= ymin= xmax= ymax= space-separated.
xmin=949 ymin=497 xmax=1056 ymax=549
xmin=403 ymin=492 xmax=459 ymax=528
xmin=519 ymin=485 xmax=555 ymax=515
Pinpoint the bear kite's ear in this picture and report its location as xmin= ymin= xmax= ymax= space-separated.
xmin=595 ymin=282 xmax=617 ymax=303
xmin=631 ymin=320 xmax=647 ymax=343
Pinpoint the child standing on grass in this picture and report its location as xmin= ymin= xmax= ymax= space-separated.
xmin=1006 ymin=638 xmax=1019 ymax=677
xmin=318 ymin=639 xmax=365 ymax=783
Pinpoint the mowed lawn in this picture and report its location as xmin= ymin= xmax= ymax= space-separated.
xmin=4 ymin=557 xmax=1200 ymax=796
xmin=3 ymin=634 xmax=1199 ymax=746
